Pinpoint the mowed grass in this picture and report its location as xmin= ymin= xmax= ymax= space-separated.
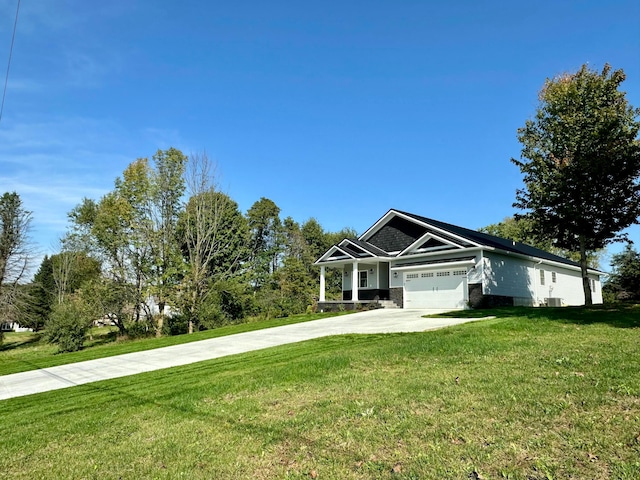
xmin=1 ymin=306 xmax=639 ymax=479
xmin=0 ymin=311 xmax=354 ymax=376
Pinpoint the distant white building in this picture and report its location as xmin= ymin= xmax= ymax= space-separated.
xmin=1 ymin=322 xmax=32 ymax=333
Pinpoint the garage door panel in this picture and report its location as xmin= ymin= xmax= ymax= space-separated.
xmin=404 ymin=270 xmax=466 ymax=309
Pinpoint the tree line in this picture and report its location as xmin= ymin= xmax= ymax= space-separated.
xmin=1 ymin=151 xmax=354 ymax=350
xmin=2 ymin=62 xmax=640 ymax=349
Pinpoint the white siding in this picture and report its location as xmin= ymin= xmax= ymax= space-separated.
xmin=342 ymin=268 xmax=352 ymax=291
xmin=468 ymin=257 xmax=483 ymax=284
xmin=483 ymin=253 xmax=536 ymax=301
xmin=390 ymin=270 xmax=403 ymax=288
xmin=589 ymin=274 xmax=604 ymax=304
xmin=483 ymin=252 xmax=603 ymax=306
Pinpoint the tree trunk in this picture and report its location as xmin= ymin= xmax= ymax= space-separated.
xmin=156 ymin=313 xmax=164 ymax=337
xmin=579 ymin=235 xmax=593 ymax=306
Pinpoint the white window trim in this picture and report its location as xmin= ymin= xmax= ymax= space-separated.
xmin=359 ymin=270 xmax=368 ymax=289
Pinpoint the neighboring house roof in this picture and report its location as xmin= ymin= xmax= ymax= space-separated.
xmin=317 ymin=208 xmax=595 ymax=271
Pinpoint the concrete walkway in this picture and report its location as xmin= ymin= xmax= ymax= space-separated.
xmin=0 ymin=309 xmax=486 ymax=401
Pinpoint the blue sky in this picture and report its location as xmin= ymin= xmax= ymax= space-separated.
xmin=1 ymin=0 xmax=639 ymax=271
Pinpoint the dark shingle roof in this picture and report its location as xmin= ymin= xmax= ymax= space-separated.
xmin=396 ymin=210 xmax=581 ymax=268
xmin=366 ymin=215 xmax=427 ymax=252
xmin=344 ymin=238 xmax=391 ymax=257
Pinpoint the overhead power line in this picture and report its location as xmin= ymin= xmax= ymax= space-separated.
xmin=0 ymin=0 xmax=21 ymax=124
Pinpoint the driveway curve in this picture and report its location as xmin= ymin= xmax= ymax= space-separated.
xmin=0 ymin=309 xmax=486 ymax=401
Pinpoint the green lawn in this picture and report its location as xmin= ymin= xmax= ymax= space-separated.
xmin=0 ymin=311 xmax=353 ymax=376
xmin=1 ymin=305 xmax=639 ymax=479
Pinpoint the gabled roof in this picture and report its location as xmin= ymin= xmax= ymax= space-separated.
xmin=344 ymin=238 xmax=391 ymax=257
xmin=316 ymin=208 xmax=591 ymax=270
xmin=396 ymin=210 xmax=582 ymax=268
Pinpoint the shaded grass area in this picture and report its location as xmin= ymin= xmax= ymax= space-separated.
xmin=0 ymin=311 xmax=353 ymax=377
xmin=1 ymin=307 xmax=639 ymax=479
xmin=433 ymin=303 xmax=640 ymax=328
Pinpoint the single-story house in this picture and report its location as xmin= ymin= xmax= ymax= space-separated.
xmin=315 ymin=209 xmax=603 ymax=310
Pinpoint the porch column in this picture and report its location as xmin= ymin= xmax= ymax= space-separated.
xmin=319 ymin=265 xmax=326 ymax=302
xmin=352 ymin=261 xmax=359 ymax=301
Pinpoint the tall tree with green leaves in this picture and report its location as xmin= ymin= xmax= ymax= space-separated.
xmin=68 ymin=196 xmax=133 ymax=334
xmin=69 ymin=160 xmax=153 ymax=327
xmin=68 ymin=149 xmax=187 ymax=334
xmin=512 ymin=64 xmax=640 ymax=305
xmin=147 ymin=148 xmax=186 ymax=335
xmin=247 ymin=197 xmax=282 ymax=289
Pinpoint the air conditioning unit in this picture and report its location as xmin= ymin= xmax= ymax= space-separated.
xmin=547 ymin=297 xmax=563 ymax=307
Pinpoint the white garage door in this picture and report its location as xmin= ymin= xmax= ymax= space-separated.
xmin=404 ymin=270 xmax=466 ymax=309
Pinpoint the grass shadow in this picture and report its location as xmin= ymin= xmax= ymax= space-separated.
xmin=84 ymin=330 xmax=120 ymax=348
xmin=0 ymin=333 xmax=43 ymax=352
xmin=433 ymin=303 xmax=640 ymax=329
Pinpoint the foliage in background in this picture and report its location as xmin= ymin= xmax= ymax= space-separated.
xmin=6 ymin=149 xmax=357 ymax=337
xmin=513 ymin=64 xmax=640 ymax=304
xmin=604 ymin=243 xmax=640 ymax=301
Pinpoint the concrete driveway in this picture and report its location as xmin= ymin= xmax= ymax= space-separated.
xmin=0 ymin=309 xmax=486 ymax=401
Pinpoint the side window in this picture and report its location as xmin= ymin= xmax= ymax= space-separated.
xmin=359 ymin=271 xmax=368 ymax=288
xmin=540 ymin=269 xmax=545 ymax=286
xmin=552 ymin=271 xmax=557 ymax=283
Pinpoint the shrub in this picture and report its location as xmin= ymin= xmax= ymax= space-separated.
xmin=163 ymin=314 xmax=189 ymax=336
xmin=123 ymin=319 xmax=155 ymax=339
xmin=44 ymin=298 xmax=94 ymax=353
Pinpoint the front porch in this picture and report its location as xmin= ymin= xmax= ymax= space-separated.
xmin=318 ymin=261 xmax=390 ymax=303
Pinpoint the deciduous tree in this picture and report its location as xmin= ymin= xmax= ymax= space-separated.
xmin=0 ymin=192 xmax=34 ymax=333
xmin=68 ymin=149 xmax=186 ymax=334
xmin=147 ymin=148 xmax=186 ymax=335
xmin=247 ymin=197 xmax=282 ymax=289
xmin=176 ymin=152 xmax=249 ymax=332
xmin=512 ymin=64 xmax=640 ymax=305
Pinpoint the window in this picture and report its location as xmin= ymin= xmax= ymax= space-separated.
xmin=540 ymin=269 xmax=545 ymax=285
xmin=406 ymin=273 xmax=419 ymax=279
xmin=453 ymin=270 xmax=466 ymax=276
xmin=421 ymin=272 xmax=434 ymax=278
xmin=590 ymin=278 xmax=596 ymax=292
xmin=436 ymin=271 xmax=450 ymax=277
xmin=551 ymin=271 xmax=557 ymax=283
xmin=359 ymin=271 xmax=368 ymax=288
